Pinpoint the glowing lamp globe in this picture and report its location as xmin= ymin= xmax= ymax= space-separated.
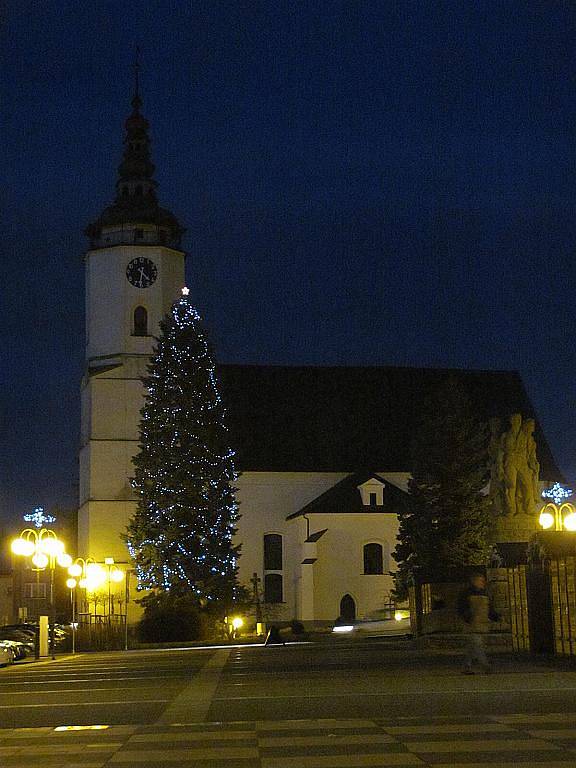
xmin=32 ymin=552 xmax=49 ymax=569
xmin=66 ymin=578 xmax=77 ymax=590
xmin=11 ymin=538 xmax=35 ymax=557
xmin=86 ymin=563 xmax=105 ymax=585
xmin=231 ymin=617 xmax=244 ymax=630
xmin=57 ymin=553 xmax=72 ymax=568
xmin=564 ymin=512 xmax=576 ymax=532
xmin=39 ymin=537 xmax=64 ymax=557
xmin=539 ymin=511 xmax=555 ymax=530
xmin=68 ymin=563 xmax=82 ymax=577
xmin=110 ymin=569 xmax=124 ymax=583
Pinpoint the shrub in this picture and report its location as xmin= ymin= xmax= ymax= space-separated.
xmin=137 ymin=594 xmax=206 ymax=643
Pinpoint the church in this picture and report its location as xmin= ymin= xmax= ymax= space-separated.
xmin=79 ymin=85 xmax=560 ymax=626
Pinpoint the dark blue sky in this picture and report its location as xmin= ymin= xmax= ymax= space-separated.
xmin=1 ymin=1 xmax=576 ymax=521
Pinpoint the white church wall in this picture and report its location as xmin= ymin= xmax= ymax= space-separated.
xmin=235 ymin=472 xmax=348 ymax=620
xmin=88 ymin=378 xmax=144 ymax=440
xmin=310 ymin=512 xmax=400 ymax=622
xmin=78 ymin=500 xmax=136 ymax=562
xmin=82 ymin=441 xmax=137 ymax=501
xmin=86 ymin=245 xmax=184 ymax=361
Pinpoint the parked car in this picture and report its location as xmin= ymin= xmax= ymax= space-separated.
xmin=333 ymin=608 xmax=412 ymax=637
xmin=0 ymin=628 xmax=35 ymax=657
xmin=0 ymin=639 xmax=28 ymax=661
xmin=0 ymin=642 xmax=15 ymax=666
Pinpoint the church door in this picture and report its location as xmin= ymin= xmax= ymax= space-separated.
xmin=340 ymin=594 xmax=356 ymax=622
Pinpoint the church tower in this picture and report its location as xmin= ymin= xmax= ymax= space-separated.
xmin=79 ymin=72 xmax=185 ymax=562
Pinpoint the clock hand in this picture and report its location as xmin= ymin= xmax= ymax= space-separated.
xmin=138 ymin=267 xmax=146 ymax=287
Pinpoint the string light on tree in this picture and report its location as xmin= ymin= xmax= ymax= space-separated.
xmin=24 ymin=507 xmax=56 ymax=529
xmin=126 ymin=289 xmax=240 ymax=605
xmin=542 ymin=483 xmax=573 ymax=505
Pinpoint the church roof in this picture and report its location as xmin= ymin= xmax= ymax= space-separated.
xmin=286 ymin=471 xmax=410 ymax=520
xmin=217 ymin=364 xmax=561 ymax=479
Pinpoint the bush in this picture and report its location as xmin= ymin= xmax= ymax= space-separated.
xmin=137 ymin=594 xmax=207 ymax=643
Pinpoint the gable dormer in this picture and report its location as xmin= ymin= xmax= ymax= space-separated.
xmin=357 ymin=476 xmax=385 ymax=507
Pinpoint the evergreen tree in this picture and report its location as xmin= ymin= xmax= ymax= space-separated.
xmin=393 ymin=380 xmax=491 ymax=598
xmin=126 ymin=290 xmax=240 ymax=606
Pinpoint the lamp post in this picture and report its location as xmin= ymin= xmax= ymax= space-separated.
xmin=68 ymin=559 xmax=125 ymax=647
xmin=103 ymin=558 xmax=124 ymax=620
xmin=66 ymin=578 xmax=78 ymax=654
xmin=11 ymin=528 xmax=71 ymax=659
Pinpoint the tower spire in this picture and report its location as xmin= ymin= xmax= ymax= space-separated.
xmin=85 ymin=59 xmax=184 ymax=248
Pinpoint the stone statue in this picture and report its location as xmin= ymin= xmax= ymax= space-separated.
xmin=489 ymin=413 xmax=540 ymax=516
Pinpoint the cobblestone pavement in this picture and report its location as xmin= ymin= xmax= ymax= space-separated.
xmin=2 ymin=641 xmax=576 ymax=765
xmin=2 ymin=713 xmax=576 ymax=767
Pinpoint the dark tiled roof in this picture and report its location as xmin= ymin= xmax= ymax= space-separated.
xmin=286 ymin=472 xmax=410 ymax=519
xmin=217 ymin=364 xmax=561 ymax=479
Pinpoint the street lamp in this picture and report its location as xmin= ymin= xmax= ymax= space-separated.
xmin=539 ymin=502 xmax=576 ymax=532
xmin=66 ymin=578 xmax=78 ymax=653
xmin=103 ymin=558 xmax=125 ymax=620
xmin=11 ymin=528 xmax=70 ymax=659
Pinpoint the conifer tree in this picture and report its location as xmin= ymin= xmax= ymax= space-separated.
xmin=393 ymin=380 xmax=491 ymax=598
xmin=127 ymin=290 xmax=240 ymax=606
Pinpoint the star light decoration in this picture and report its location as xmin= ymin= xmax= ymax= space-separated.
xmin=23 ymin=506 xmax=56 ymax=529
xmin=181 ymin=286 xmax=190 ymax=296
xmin=542 ymin=483 xmax=573 ymax=505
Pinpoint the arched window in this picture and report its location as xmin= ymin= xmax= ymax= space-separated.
xmin=264 ymin=573 xmax=283 ymax=604
xmin=264 ymin=534 xmax=283 ymax=571
xmin=133 ymin=306 xmax=148 ymax=337
xmin=135 ymin=185 xmax=143 ymax=196
xmin=363 ymin=543 xmax=384 ymax=575
xmin=340 ymin=594 xmax=356 ymax=622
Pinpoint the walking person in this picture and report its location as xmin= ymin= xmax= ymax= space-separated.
xmin=457 ymin=572 xmax=500 ymax=674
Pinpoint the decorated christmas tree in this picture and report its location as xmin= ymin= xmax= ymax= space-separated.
xmin=127 ymin=289 xmax=240 ymax=607
xmin=393 ymin=379 xmax=491 ymax=599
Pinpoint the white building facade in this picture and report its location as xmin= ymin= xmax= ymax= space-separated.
xmin=80 ymin=88 xmax=561 ymax=626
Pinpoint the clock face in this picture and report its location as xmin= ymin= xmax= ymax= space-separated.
xmin=126 ymin=257 xmax=157 ymax=288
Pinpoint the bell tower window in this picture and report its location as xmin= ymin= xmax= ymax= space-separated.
xmin=133 ymin=306 xmax=148 ymax=337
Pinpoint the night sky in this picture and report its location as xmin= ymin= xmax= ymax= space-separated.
xmin=2 ymin=1 xmax=576 ymax=523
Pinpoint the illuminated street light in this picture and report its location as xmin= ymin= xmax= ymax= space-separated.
xmin=539 ymin=509 xmax=555 ymax=530
xmin=110 ymin=567 xmax=124 ymax=583
xmin=538 ymin=500 xmax=576 ymax=532
xmin=58 ymin=553 xmax=73 ymax=568
xmin=564 ymin=512 xmax=576 ymax=531
xmin=10 ymin=528 xmax=70 ymax=659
